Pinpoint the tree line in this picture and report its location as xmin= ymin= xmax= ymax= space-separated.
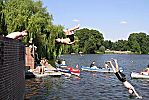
xmin=103 ymin=32 xmax=149 ymax=54
xmin=1 ymin=0 xmax=149 ymax=60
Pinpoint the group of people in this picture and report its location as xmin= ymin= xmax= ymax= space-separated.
xmin=89 ymin=61 xmax=110 ymax=69
xmin=5 ymin=25 xmax=145 ymax=99
xmin=4 ymin=24 xmax=80 ymax=75
xmin=6 ymin=24 xmax=80 ymax=45
xmin=89 ymin=59 xmax=142 ymax=99
xmin=32 ymin=57 xmax=48 ymax=74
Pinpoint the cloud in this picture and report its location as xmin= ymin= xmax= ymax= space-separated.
xmin=120 ymin=21 xmax=128 ymax=24
xmin=72 ymin=19 xmax=80 ymax=22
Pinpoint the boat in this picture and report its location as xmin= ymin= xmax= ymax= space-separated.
xmin=131 ymin=72 xmax=149 ymax=79
xmin=32 ymin=72 xmax=52 ymax=78
xmin=27 ymin=70 xmax=62 ymax=78
xmin=26 ymin=65 xmax=62 ymax=78
xmin=81 ymin=66 xmax=113 ymax=72
xmin=80 ymin=66 xmax=123 ymax=73
xmin=55 ymin=59 xmax=80 ymax=76
xmin=56 ymin=68 xmax=72 ymax=77
xmin=67 ymin=66 xmax=80 ymax=76
xmin=57 ymin=68 xmax=70 ymax=73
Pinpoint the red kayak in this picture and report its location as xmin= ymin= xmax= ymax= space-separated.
xmin=67 ymin=66 xmax=80 ymax=76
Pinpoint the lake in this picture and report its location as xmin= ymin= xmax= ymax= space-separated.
xmin=25 ymin=54 xmax=149 ymax=100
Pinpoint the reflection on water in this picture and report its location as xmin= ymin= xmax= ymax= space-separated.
xmin=25 ymin=54 xmax=149 ymax=100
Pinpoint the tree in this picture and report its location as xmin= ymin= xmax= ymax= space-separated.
xmin=103 ymin=40 xmax=113 ymax=50
xmin=83 ymin=38 xmax=96 ymax=53
xmin=99 ymin=45 xmax=105 ymax=53
xmin=0 ymin=0 xmax=7 ymax=35
xmin=111 ymin=40 xmax=130 ymax=51
xmin=128 ymin=33 xmax=142 ymax=54
xmin=75 ymin=28 xmax=104 ymax=53
xmin=137 ymin=33 xmax=149 ymax=54
xmin=2 ymin=0 xmax=64 ymax=59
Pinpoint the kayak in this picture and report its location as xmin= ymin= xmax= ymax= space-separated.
xmin=55 ymin=59 xmax=80 ymax=76
xmin=131 ymin=72 xmax=149 ymax=79
xmin=81 ymin=66 xmax=113 ymax=72
xmin=57 ymin=68 xmax=72 ymax=77
xmin=80 ymin=66 xmax=123 ymax=73
xmin=55 ymin=61 xmax=68 ymax=68
xmin=67 ymin=66 xmax=80 ymax=76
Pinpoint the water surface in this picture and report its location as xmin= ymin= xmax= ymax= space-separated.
xmin=25 ymin=54 xmax=149 ymax=100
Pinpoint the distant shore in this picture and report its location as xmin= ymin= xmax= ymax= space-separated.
xmin=70 ymin=50 xmax=133 ymax=55
xmin=105 ymin=50 xmax=132 ymax=54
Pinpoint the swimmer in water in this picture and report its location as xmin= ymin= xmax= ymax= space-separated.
xmin=108 ymin=59 xmax=142 ymax=99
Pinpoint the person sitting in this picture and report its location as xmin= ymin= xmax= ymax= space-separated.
xmin=90 ymin=61 xmax=97 ymax=68
xmin=140 ymin=64 xmax=149 ymax=75
xmin=56 ymin=24 xmax=80 ymax=44
xmin=61 ymin=59 xmax=66 ymax=65
xmin=104 ymin=62 xmax=110 ymax=69
xmin=33 ymin=58 xmax=48 ymax=74
xmin=6 ymin=30 xmax=28 ymax=40
xmin=108 ymin=59 xmax=142 ymax=99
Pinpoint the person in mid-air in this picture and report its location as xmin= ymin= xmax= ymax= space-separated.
xmin=6 ymin=30 xmax=28 ymax=40
xmin=108 ymin=59 xmax=142 ymax=99
xmin=56 ymin=24 xmax=80 ymax=44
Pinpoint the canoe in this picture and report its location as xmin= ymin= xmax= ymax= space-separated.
xmin=131 ymin=72 xmax=149 ymax=79
xmin=80 ymin=66 xmax=123 ymax=73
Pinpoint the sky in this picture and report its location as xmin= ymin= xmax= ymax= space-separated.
xmin=42 ymin=0 xmax=149 ymax=41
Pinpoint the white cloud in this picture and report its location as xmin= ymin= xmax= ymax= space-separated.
xmin=120 ymin=21 xmax=128 ymax=24
xmin=72 ymin=19 xmax=80 ymax=22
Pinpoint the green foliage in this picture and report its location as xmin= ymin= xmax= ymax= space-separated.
xmin=2 ymin=0 xmax=64 ymax=59
xmin=103 ymin=33 xmax=149 ymax=54
xmin=98 ymin=45 xmax=105 ymax=53
xmin=128 ymin=32 xmax=149 ymax=54
xmin=111 ymin=40 xmax=130 ymax=51
xmin=1 ymin=0 xmax=149 ymax=58
xmin=103 ymin=40 xmax=113 ymax=50
xmin=75 ymin=28 xmax=104 ymax=54
xmin=0 ymin=0 xmax=7 ymax=35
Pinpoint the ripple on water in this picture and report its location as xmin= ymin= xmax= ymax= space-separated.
xmin=25 ymin=54 xmax=149 ymax=100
